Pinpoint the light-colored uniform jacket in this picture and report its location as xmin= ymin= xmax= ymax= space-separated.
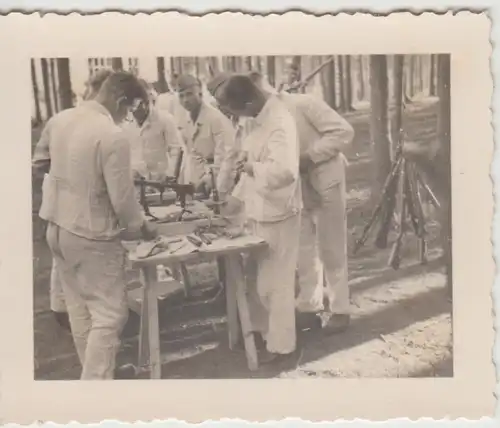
xmin=277 ymin=92 xmax=354 ymax=208
xmin=178 ymin=102 xmax=237 ymax=194
xmin=39 ymin=101 xmax=145 ymax=241
xmin=232 ymin=95 xmax=302 ymax=223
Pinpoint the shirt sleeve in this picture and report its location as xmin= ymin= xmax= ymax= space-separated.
xmin=252 ymin=114 xmax=298 ymax=192
xmin=212 ymin=114 xmax=238 ymax=194
xmin=100 ymin=130 xmax=146 ymax=234
xmin=301 ymin=95 xmax=355 ymax=164
xmin=32 ymin=118 xmax=53 ymax=180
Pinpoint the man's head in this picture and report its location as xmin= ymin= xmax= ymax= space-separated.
xmin=132 ymin=78 xmax=154 ymax=126
xmin=216 ymin=74 xmax=267 ymax=118
xmin=207 ymin=72 xmax=235 ymax=117
xmin=83 ymin=69 xmax=113 ymax=101
xmin=176 ymin=74 xmax=203 ymax=113
xmin=94 ymin=71 xmax=149 ymax=124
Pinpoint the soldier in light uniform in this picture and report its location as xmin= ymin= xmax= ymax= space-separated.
xmin=32 ymin=69 xmax=113 ymax=330
xmin=223 ymin=70 xmax=354 ymax=334
xmin=175 ymin=74 xmax=237 ymax=198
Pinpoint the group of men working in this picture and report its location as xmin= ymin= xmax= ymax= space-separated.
xmin=32 ymin=64 xmax=354 ymax=379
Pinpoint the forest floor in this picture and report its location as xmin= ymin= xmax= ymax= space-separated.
xmin=32 ymin=96 xmax=453 ymax=380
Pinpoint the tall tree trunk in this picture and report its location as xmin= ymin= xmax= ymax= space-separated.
xmin=156 ymin=57 xmax=168 ymax=93
xmin=31 ymin=59 xmax=42 ymax=124
xmin=345 ymin=55 xmax=353 ymax=110
xmin=56 ymin=58 xmax=73 ymax=110
xmin=169 ymin=57 xmax=176 ymax=76
xmin=358 ymin=55 xmax=366 ymax=101
xmin=338 ymin=55 xmax=346 ymax=112
xmin=267 ymin=56 xmax=276 ymax=87
xmin=369 ymin=55 xmax=392 ymax=199
xmin=436 ymin=53 xmax=452 ymax=293
xmin=403 ymin=55 xmax=413 ymax=104
xmin=245 ymin=56 xmax=253 ymax=71
xmin=40 ymin=58 xmax=53 ymax=119
xmin=391 ymin=55 xmax=404 ymax=160
xmin=321 ymin=55 xmax=336 ymax=109
xmin=429 ymin=54 xmax=437 ymax=96
xmin=408 ymin=55 xmax=416 ymax=97
xmin=49 ymin=59 xmax=59 ymax=113
xmin=255 ymin=56 xmax=262 ymax=73
xmin=111 ymin=57 xmax=123 ymax=71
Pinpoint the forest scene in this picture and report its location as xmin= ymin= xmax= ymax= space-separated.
xmin=32 ymin=54 xmax=452 ymax=379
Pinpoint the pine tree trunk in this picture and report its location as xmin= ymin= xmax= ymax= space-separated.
xmin=31 ymin=59 xmax=42 ymax=124
xmin=403 ymin=55 xmax=413 ymax=104
xmin=358 ymin=55 xmax=366 ymax=101
xmin=49 ymin=59 xmax=59 ymax=113
xmin=391 ymin=55 xmax=404 ymax=159
xmin=255 ymin=56 xmax=262 ymax=73
xmin=111 ymin=57 xmax=123 ymax=71
xmin=245 ymin=56 xmax=252 ymax=71
xmin=369 ymin=55 xmax=392 ymax=199
xmin=321 ymin=55 xmax=336 ymax=109
xmin=156 ymin=57 xmax=168 ymax=92
xmin=345 ymin=55 xmax=353 ymax=110
xmin=429 ymin=54 xmax=437 ymax=96
xmin=41 ymin=58 xmax=53 ymax=119
xmin=267 ymin=56 xmax=276 ymax=87
xmin=56 ymin=58 xmax=73 ymax=110
xmin=338 ymin=55 xmax=346 ymax=112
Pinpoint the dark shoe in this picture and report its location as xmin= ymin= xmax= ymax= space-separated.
xmin=52 ymin=310 xmax=71 ymax=331
xmin=114 ymin=364 xmax=137 ymax=379
xmin=322 ymin=314 xmax=350 ymax=335
xmin=296 ymin=311 xmax=322 ymax=332
xmin=259 ymin=350 xmax=295 ymax=365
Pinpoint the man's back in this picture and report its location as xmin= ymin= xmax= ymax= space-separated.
xmin=40 ymin=101 xmax=144 ymax=241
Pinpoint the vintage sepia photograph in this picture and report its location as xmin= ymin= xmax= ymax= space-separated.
xmin=31 ymin=53 xmax=453 ymax=380
xmin=0 ymin=11 xmax=493 ymax=423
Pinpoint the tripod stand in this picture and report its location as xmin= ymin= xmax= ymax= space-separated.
xmin=352 ymin=146 xmax=440 ymax=270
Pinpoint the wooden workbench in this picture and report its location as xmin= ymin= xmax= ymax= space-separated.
xmin=124 ymin=224 xmax=267 ymax=379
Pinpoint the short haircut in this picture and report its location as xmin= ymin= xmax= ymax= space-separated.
xmin=220 ymin=74 xmax=261 ymax=110
xmin=88 ymin=69 xmax=113 ymax=93
xmin=248 ymin=71 xmax=263 ymax=83
xmin=99 ymin=71 xmax=149 ymax=105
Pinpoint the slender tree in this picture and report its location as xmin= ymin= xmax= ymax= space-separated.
xmin=267 ymin=56 xmax=276 ymax=87
xmin=429 ymin=54 xmax=437 ymax=96
xmin=338 ymin=55 xmax=346 ymax=111
xmin=321 ymin=55 xmax=336 ymax=109
xmin=369 ymin=55 xmax=392 ymax=199
xmin=49 ymin=59 xmax=59 ymax=113
xmin=345 ymin=55 xmax=354 ymax=110
xmin=31 ymin=59 xmax=42 ymax=124
xmin=244 ymin=56 xmax=253 ymax=71
xmin=111 ymin=57 xmax=123 ymax=71
xmin=156 ymin=57 xmax=168 ymax=92
xmin=358 ymin=55 xmax=366 ymax=101
xmin=40 ymin=58 xmax=53 ymax=119
xmin=56 ymin=58 xmax=73 ymax=110
xmin=391 ymin=55 xmax=405 ymax=159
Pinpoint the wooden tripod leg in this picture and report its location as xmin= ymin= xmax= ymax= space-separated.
xmin=224 ymin=255 xmax=241 ymax=350
xmin=388 ymin=159 xmax=407 ymax=270
xmin=411 ymin=166 xmax=429 ymax=264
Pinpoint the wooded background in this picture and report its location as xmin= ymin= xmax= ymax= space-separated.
xmin=31 ymin=54 xmax=450 ymax=205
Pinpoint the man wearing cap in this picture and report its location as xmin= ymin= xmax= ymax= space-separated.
xmin=128 ymin=79 xmax=184 ymax=181
xmin=32 ymin=68 xmax=114 ymax=330
xmin=176 ymin=74 xmax=237 ymax=197
xmin=247 ymin=71 xmax=355 ymax=334
xmin=39 ymin=71 xmax=158 ymax=380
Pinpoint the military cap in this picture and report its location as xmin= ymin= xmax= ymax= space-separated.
xmin=176 ymin=74 xmax=201 ymax=92
xmin=206 ymin=72 xmax=233 ymax=96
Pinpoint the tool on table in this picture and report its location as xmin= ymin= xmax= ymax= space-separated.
xmin=135 ymin=237 xmax=182 ymax=259
xmin=186 ymin=234 xmax=204 ymax=247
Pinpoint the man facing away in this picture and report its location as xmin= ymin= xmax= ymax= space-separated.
xmin=249 ymin=71 xmax=355 ymax=334
xmin=32 ymin=69 xmax=113 ymax=330
xmin=39 ymin=71 xmax=157 ymax=380
xmin=175 ymin=74 xmax=237 ymax=198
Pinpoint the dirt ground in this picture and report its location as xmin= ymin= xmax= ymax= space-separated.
xmin=32 ymin=97 xmax=453 ymax=380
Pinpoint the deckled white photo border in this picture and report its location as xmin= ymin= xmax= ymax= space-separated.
xmin=0 ymin=11 xmax=494 ymax=423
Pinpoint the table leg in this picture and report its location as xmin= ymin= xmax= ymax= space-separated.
xmin=226 ymin=253 xmax=258 ymax=371
xmin=224 ymin=256 xmax=241 ymax=350
xmin=137 ymin=266 xmax=162 ymax=379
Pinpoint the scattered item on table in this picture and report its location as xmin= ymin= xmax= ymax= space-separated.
xmin=186 ymin=234 xmax=204 ymax=247
xmin=135 ymin=237 xmax=182 ymax=259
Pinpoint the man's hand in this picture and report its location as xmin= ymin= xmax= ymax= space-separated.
xmin=133 ymin=170 xmax=144 ymax=181
xmin=141 ymin=220 xmax=158 ymax=241
xmin=221 ymin=195 xmax=243 ymax=216
xmin=299 ymin=153 xmax=314 ymax=174
xmin=241 ymin=162 xmax=254 ymax=177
